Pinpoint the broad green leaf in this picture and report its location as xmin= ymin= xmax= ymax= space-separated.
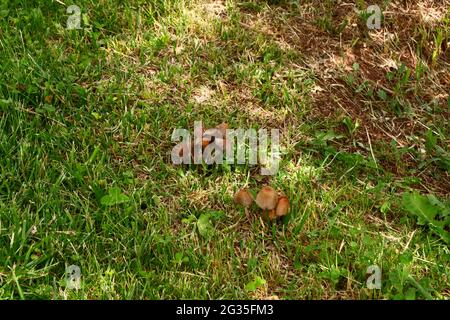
xmin=182 ymin=214 xmax=197 ymax=224
xmin=175 ymin=252 xmax=184 ymax=262
xmin=402 ymin=192 xmax=449 ymax=244
xmin=254 ymin=276 xmax=266 ymax=287
xmin=174 ymin=252 xmax=188 ymax=264
xmin=245 ymin=276 xmax=266 ymax=292
xmin=101 ymin=187 xmax=130 ymax=206
xmin=245 ymin=281 xmax=257 ymax=292
xmin=197 ymin=214 xmax=214 ymax=239
xmin=402 ymin=192 xmax=438 ymax=225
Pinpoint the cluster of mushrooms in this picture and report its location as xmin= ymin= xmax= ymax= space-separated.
xmin=175 ymin=122 xmax=291 ymax=222
xmin=234 ymin=186 xmax=290 ymax=221
xmin=178 ymin=122 xmax=229 ymax=158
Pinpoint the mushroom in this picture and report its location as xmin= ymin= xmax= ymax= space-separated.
xmin=201 ymin=137 xmax=211 ymax=150
xmin=275 ymin=196 xmax=290 ymax=218
xmin=200 ymin=124 xmax=212 ymax=150
xmin=234 ymin=188 xmax=253 ymax=207
xmin=234 ymin=188 xmax=253 ymax=221
xmin=255 ymin=186 xmax=278 ymax=219
xmin=216 ymin=122 xmax=228 ymax=137
xmin=203 ymin=123 xmax=228 ymax=148
xmin=216 ymin=122 xmax=228 ymax=147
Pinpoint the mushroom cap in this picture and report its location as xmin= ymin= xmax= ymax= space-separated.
xmin=234 ymin=188 xmax=253 ymax=207
xmin=255 ymin=186 xmax=278 ymax=210
xmin=276 ymin=196 xmax=290 ymax=217
xmin=216 ymin=122 xmax=228 ymax=137
xmin=216 ymin=123 xmax=228 ymax=147
xmin=203 ymin=123 xmax=228 ymax=148
xmin=201 ymin=137 xmax=211 ymax=149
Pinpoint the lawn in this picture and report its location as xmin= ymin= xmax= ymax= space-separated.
xmin=0 ymin=0 xmax=449 ymax=299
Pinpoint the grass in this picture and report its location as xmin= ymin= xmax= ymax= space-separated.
xmin=0 ymin=0 xmax=449 ymax=299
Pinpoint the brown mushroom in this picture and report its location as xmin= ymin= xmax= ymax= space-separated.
xmin=216 ymin=122 xmax=228 ymax=137
xmin=275 ymin=196 xmax=290 ymax=218
xmin=203 ymin=123 xmax=228 ymax=147
xmin=200 ymin=124 xmax=212 ymax=150
xmin=234 ymin=188 xmax=253 ymax=221
xmin=234 ymin=188 xmax=253 ymax=207
xmin=255 ymin=186 xmax=278 ymax=218
xmin=217 ymin=123 xmax=228 ymax=151
xmin=201 ymin=137 xmax=211 ymax=149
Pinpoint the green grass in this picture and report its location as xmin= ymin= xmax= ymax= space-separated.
xmin=0 ymin=0 xmax=449 ymax=299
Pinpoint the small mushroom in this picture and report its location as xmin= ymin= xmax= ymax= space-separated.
xmin=200 ymin=125 xmax=212 ymax=150
xmin=234 ymin=188 xmax=253 ymax=207
xmin=216 ymin=122 xmax=228 ymax=137
xmin=201 ymin=137 xmax=211 ymax=149
xmin=255 ymin=186 xmax=278 ymax=218
xmin=216 ymin=122 xmax=228 ymax=147
xmin=275 ymin=196 xmax=290 ymax=218
xmin=234 ymin=188 xmax=253 ymax=221
xmin=203 ymin=123 xmax=228 ymax=146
